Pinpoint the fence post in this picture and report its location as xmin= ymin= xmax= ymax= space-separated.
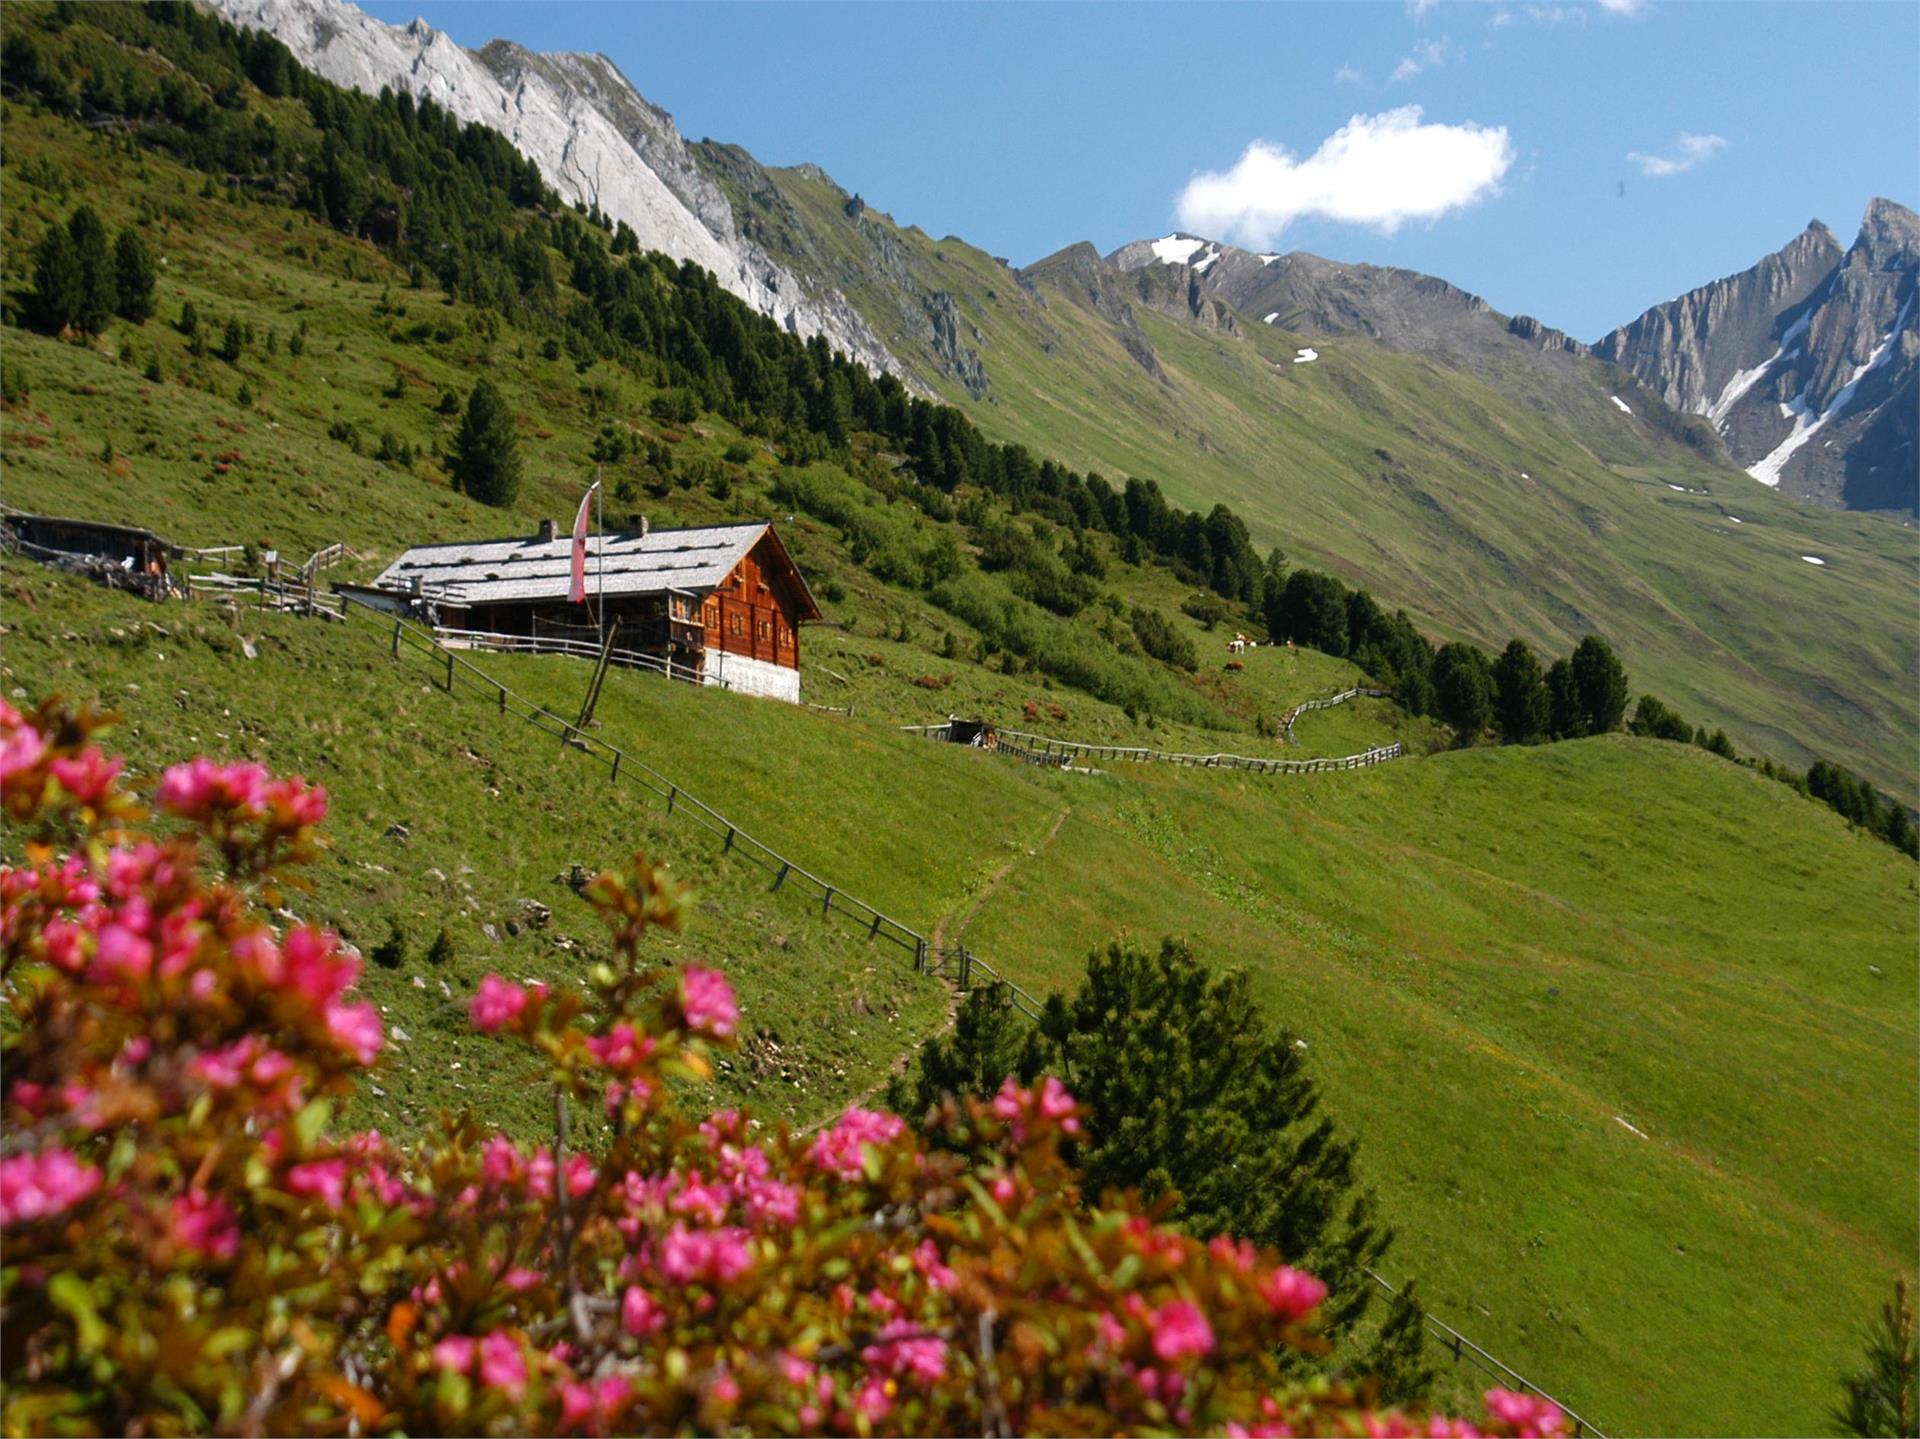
xmin=498 ymin=683 xmax=507 ymax=713
xmin=723 ymin=825 xmax=735 ymax=854
xmin=915 ymin=938 xmax=928 ymax=974
xmin=392 ymin=619 xmax=402 ymax=656
xmin=958 ymin=947 xmax=973 ymax=989
xmin=822 ymin=887 xmax=834 ymax=917
xmin=611 ymin=752 xmax=621 ymax=783
xmin=667 ymin=786 xmax=677 ymax=815
xmin=773 ymin=861 xmax=790 ymax=891
xmin=445 ymin=651 xmax=454 ymax=691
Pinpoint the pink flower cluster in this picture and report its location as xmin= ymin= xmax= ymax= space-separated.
xmin=679 ymin=965 xmax=737 ymax=1038
xmin=807 ymin=1106 xmax=905 ymax=1179
xmin=155 ymin=757 xmax=327 ymax=828
xmin=470 ymin=973 xmax=529 ymax=1032
xmin=0 ymin=1148 xmax=101 ymax=1228
xmin=432 ymin=1331 xmax=529 ymax=1402
xmin=990 ymin=1074 xmax=1084 ymax=1141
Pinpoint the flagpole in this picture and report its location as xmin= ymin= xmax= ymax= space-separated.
xmin=594 ymin=464 xmax=605 ymax=647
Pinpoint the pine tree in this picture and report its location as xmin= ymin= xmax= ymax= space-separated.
xmin=1546 ymin=659 xmax=1584 ymax=740
xmin=1432 ymin=642 xmax=1493 ymax=744
xmin=892 ymin=940 xmax=1398 ymax=1359
xmin=28 ymin=223 xmax=82 ymax=334
xmin=1570 ymin=635 xmax=1630 ymax=735
xmin=1833 ymin=1275 xmax=1917 ymax=1438
xmin=448 ymin=378 xmax=523 ymax=507
xmin=1491 ymin=638 xmax=1549 ymax=744
xmin=112 ymin=228 xmax=156 ymax=323
xmin=64 ymin=206 xmax=118 ymax=335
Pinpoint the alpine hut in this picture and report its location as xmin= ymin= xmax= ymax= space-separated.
xmin=356 ymin=520 xmax=822 ymax=703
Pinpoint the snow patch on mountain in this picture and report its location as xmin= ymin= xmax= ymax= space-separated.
xmin=1611 ymin=395 xmax=1633 ymax=414
xmin=1293 ymin=348 xmax=1319 ymax=364
xmin=1705 ymin=308 xmax=1813 ymax=428
xmin=1150 ymin=235 xmax=1208 ymax=266
xmin=1747 ymin=295 xmax=1912 ymax=488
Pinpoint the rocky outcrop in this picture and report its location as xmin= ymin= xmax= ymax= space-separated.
xmin=922 ymin=293 xmax=988 ymax=399
xmin=1595 ymin=201 xmax=1917 ymax=509
xmin=1021 ymin=242 xmax=1165 ymax=380
xmin=1507 ymin=314 xmax=1589 ymax=358
xmin=209 ymin=0 xmax=904 ymax=382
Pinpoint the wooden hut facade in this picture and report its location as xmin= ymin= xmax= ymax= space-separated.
xmin=362 ymin=520 xmax=821 ymax=702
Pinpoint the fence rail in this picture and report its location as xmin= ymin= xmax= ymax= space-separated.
xmin=907 ymin=722 xmax=1401 ymax=775
xmin=1279 ymin=686 xmax=1392 ymax=745
xmin=430 ymin=624 xmax=712 ymax=688
xmin=1365 ymin=1269 xmax=1607 ymax=1439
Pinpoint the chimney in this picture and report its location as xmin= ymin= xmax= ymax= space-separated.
xmin=640 ymin=515 xmax=650 ymax=538
xmin=537 ymin=518 xmax=557 ymax=543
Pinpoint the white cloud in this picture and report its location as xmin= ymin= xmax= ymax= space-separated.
xmin=1333 ymin=62 xmax=1364 ymax=84
xmin=1626 ymin=133 xmax=1727 ymax=177
xmin=1407 ymin=0 xmax=1440 ymax=16
xmin=1595 ymin=0 xmax=1645 ymax=13
xmin=1391 ymin=37 xmax=1458 ymax=82
xmin=1174 ymin=107 xmax=1515 ymax=246
xmin=1489 ymin=8 xmax=1515 ymax=27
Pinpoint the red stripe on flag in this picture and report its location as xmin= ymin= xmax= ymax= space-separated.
xmin=568 ymin=485 xmax=595 ymax=604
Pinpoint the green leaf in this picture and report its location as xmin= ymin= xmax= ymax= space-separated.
xmin=48 ymin=1271 xmax=107 ymax=1352
xmin=292 ymin=1096 xmax=332 ymax=1150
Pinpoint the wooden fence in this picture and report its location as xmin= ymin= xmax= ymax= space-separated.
xmin=904 ymin=722 xmax=1402 ymax=775
xmin=1279 ymin=686 xmax=1392 ymax=744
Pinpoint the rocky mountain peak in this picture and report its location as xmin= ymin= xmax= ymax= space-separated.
xmin=1595 ymin=199 xmax=1915 ymax=510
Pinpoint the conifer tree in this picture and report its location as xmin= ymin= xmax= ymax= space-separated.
xmin=448 ymin=378 xmax=523 ymax=507
xmin=1432 ymin=641 xmax=1493 ymax=744
xmin=112 ymin=228 xmax=156 ymax=323
xmin=64 ymin=206 xmax=118 ymax=335
xmin=1546 ymin=659 xmax=1584 ymax=740
xmin=27 ymin=223 xmax=82 ymax=334
xmin=1491 ymin=638 xmax=1549 ymax=744
xmin=891 ymin=940 xmax=1396 ymax=1357
xmin=1570 ymin=634 xmax=1629 ymax=735
xmin=1833 ymin=1275 xmax=1917 ymax=1438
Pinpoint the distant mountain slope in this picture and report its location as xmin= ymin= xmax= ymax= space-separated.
xmin=210 ymin=0 xmax=904 ymax=382
xmin=1594 ymin=200 xmax=1918 ymax=511
xmin=751 ymin=169 xmax=1914 ymax=801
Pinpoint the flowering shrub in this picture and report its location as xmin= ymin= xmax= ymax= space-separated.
xmin=0 ymin=697 xmax=1568 ymax=1437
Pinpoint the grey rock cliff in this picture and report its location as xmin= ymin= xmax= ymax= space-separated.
xmin=1595 ymin=201 xmax=1917 ymax=509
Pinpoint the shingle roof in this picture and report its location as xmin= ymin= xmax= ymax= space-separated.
xmin=371 ymin=522 xmax=771 ymax=606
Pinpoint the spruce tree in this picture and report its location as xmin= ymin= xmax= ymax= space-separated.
xmin=448 ymin=378 xmax=523 ymax=507
xmin=1570 ymin=635 xmax=1630 ymax=735
xmin=64 ymin=206 xmax=118 ymax=335
xmin=28 ymin=223 xmax=82 ymax=334
xmin=1832 ymin=1275 xmax=1917 ymax=1438
xmin=892 ymin=940 xmax=1396 ymax=1355
xmin=113 ymin=228 xmax=156 ymax=323
xmin=1491 ymin=638 xmax=1549 ymax=744
xmin=1546 ymin=659 xmax=1584 ymax=740
xmin=1432 ymin=641 xmax=1493 ymax=744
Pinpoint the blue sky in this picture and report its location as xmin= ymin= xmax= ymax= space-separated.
xmin=361 ymin=1 xmax=1917 ymax=341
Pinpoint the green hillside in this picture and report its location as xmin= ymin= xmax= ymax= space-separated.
xmin=9 ymin=559 xmax=1913 ymax=1437
xmin=2 ymin=11 xmax=1915 ymax=1435
xmin=762 ymin=166 xmax=1918 ymax=804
